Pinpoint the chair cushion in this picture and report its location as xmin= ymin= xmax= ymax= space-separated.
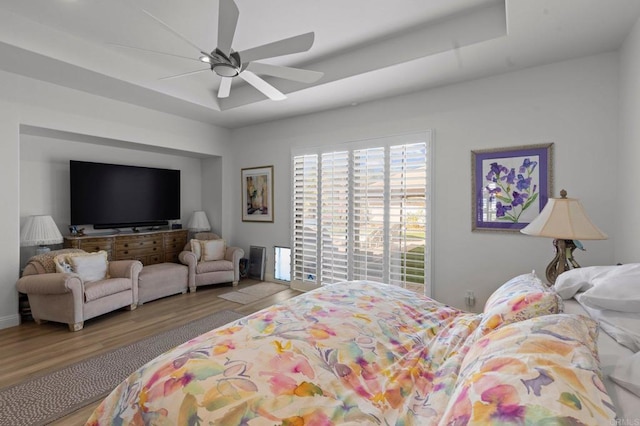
xmin=54 ymin=250 xmax=109 ymax=283
xmin=196 ymin=259 xmax=234 ymax=274
xmin=84 ymin=277 xmax=132 ymax=302
xmin=201 ymin=239 xmax=226 ymax=261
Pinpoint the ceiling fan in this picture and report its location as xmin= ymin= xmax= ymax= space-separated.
xmin=117 ymin=0 xmax=323 ymax=101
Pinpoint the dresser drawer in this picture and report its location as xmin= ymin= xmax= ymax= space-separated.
xmin=78 ymin=238 xmax=114 ymax=253
xmin=116 ymin=238 xmax=161 ymax=251
xmin=115 ymin=245 xmax=161 ymax=259
xmin=164 ymin=232 xmax=187 ymax=249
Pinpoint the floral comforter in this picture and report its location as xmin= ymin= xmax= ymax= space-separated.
xmin=86 ymin=280 xmax=615 ymax=425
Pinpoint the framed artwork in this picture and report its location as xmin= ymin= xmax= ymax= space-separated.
xmin=471 ymin=143 xmax=553 ymax=232
xmin=242 ymin=165 xmax=274 ymax=222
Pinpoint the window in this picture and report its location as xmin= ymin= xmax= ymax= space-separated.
xmin=274 ymin=246 xmax=291 ymax=282
xmin=291 ymin=132 xmax=432 ymax=295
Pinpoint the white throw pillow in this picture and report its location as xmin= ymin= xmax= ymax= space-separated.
xmin=201 ymin=239 xmax=226 ymax=261
xmin=580 ymin=274 xmax=640 ymax=312
xmin=609 ymin=351 xmax=640 ymax=398
xmin=55 ymin=250 xmax=109 ymax=283
xmin=190 ymin=239 xmax=203 ymax=261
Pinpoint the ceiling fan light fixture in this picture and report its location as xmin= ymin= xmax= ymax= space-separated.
xmin=213 ymin=63 xmax=240 ymax=77
xmin=199 ymin=55 xmax=212 ymax=63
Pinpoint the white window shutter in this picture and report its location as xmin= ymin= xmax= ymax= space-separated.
xmin=292 ymin=133 xmax=431 ymax=295
xmin=292 ymin=154 xmax=319 ymax=285
xmin=320 ymin=151 xmax=350 ymax=284
xmin=352 ymin=147 xmax=385 ymax=282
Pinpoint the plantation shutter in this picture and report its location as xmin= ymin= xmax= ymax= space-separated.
xmin=388 ymin=143 xmax=428 ymax=286
xmin=292 ymin=154 xmax=319 ymax=284
xmin=352 ymin=147 xmax=385 ymax=282
xmin=320 ymin=151 xmax=350 ymax=284
xmin=291 ymin=132 xmax=432 ymax=295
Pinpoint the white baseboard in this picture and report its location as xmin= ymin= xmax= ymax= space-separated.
xmin=0 ymin=313 xmax=20 ymax=330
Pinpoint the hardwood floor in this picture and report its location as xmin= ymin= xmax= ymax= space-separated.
xmin=0 ymin=279 xmax=302 ymax=425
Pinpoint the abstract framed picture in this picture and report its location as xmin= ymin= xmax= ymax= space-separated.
xmin=242 ymin=165 xmax=274 ymax=223
xmin=471 ymin=143 xmax=553 ymax=232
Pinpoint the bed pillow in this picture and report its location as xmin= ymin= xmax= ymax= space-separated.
xmin=554 ymin=263 xmax=640 ymax=300
xmin=54 ymin=250 xmax=109 ymax=283
xmin=609 ymin=351 xmax=640 ymax=397
xmin=553 ymin=266 xmax=600 ymax=299
xmin=579 ymin=274 xmax=640 ymax=312
xmin=441 ymin=314 xmax=615 ymax=425
xmin=480 ymin=272 xmax=562 ymax=332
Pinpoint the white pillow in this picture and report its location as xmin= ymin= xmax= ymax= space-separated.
xmin=554 ymin=263 xmax=640 ymax=300
xmin=201 ymin=239 xmax=226 ymax=261
xmin=554 ymin=267 xmax=597 ymax=299
xmin=609 ymin=351 xmax=640 ymax=398
xmin=190 ymin=239 xmax=203 ymax=261
xmin=54 ymin=251 xmax=109 ymax=283
xmin=580 ymin=274 xmax=640 ymax=312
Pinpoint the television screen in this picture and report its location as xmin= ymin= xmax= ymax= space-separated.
xmin=70 ymin=160 xmax=180 ymax=229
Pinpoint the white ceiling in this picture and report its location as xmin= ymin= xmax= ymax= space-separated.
xmin=1 ymin=0 xmax=639 ymax=129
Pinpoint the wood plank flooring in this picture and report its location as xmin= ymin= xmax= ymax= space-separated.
xmin=0 ymin=279 xmax=302 ymax=425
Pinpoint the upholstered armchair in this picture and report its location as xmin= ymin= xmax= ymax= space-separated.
xmin=179 ymin=232 xmax=244 ymax=292
xmin=16 ymin=249 xmax=143 ymax=331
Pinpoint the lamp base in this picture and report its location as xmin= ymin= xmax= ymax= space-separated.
xmin=545 ymin=239 xmax=580 ymax=285
xmin=35 ymin=246 xmax=51 ymax=255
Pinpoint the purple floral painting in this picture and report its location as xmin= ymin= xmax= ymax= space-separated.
xmin=472 ymin=144 xmax=553 ymax=231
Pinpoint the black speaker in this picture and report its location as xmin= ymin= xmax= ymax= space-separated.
xmin=248 ymin=246 xmax=266 ymax=280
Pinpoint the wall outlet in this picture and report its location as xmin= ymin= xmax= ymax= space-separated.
xmin=465 ymin=290 xmax=476 ymax=307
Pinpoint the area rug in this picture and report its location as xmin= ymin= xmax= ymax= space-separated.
xmin=218 ymin=282 xmax=289 ymax=304
xmin=0 ymin=310 xmax=244 ymax=426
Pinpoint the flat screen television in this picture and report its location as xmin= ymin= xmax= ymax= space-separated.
xmin=70 ymin=160 xmax=180 ymax=229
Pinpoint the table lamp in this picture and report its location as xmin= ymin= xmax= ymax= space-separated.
xmin=187 ymin=211 xmax=211 ymax=232
xmin=20 ymin=215 xmax=64 ymax=255
xmin=520 ymin=189 xmax=607 ymax=285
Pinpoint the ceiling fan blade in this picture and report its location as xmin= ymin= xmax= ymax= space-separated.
xmin=238 ymin=70 xmax=286 ymax=101
xmin=218 ymin=76 xmax=232 ymax=98
xmin=217 ymin=0 xmax=239 ymax=57
xmin=238 ymin=32 xmax=315 ymax=63
xmin=141 ymin=8 xmax=209 ymax=57
xmin=246 ymin=62 xmax=323 ymax=83
xmin=108 ymin=43 xmax=201 ymax=62
xmin=159 ymin=68 xmax=211 ymax=81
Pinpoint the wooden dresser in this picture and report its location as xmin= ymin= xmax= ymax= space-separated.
xmin=64 ymin=229 xmax=188 ymax=266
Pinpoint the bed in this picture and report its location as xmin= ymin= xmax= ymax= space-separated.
xmin=554 ymin=264 xmax=640 ymax=423
xmin=87 ymin=274 xmax=621 ymax=425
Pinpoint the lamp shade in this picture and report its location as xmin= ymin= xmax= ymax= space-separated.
xmin=20 ymin=215 xmax=64 ymax=246
xmin=187 ymin=211 xmax=211 ymax=232
xmin=520 ymin=191 xmax=607 ymax=240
